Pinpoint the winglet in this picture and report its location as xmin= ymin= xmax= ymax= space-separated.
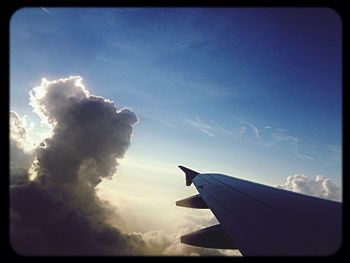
xmin=178 ymin=165 xmax=199 ymax=186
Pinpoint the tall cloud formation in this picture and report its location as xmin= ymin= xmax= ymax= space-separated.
xmin=277 ymin=174 xmax=341 ymax=202
xmin=29 ymin=77 xmax=138 ymax=187
xmin=10 ymin=76 xmax=142 ymax=255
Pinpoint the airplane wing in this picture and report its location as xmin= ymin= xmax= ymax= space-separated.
xmin=176 ymin=166 xmax=342 ymax=256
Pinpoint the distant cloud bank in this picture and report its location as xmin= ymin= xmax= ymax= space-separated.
xmin=277 ymin=174 xmax=341 ymax=202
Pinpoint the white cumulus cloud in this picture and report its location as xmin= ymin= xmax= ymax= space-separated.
xmin=277 ymin=174 xmax=341 ymax=202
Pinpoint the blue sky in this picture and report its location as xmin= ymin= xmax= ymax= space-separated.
xmin=11 ymin=6 xmax=342 ymax=192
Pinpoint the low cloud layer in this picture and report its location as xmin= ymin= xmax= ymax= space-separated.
xmin=133 ymin=213 xmax=241 ymax=256
xmin=277 ymin=174 xmax=341 ymax=202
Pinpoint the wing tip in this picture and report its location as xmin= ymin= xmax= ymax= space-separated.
xmin=178 ymin=165 xmax=199 ymax=186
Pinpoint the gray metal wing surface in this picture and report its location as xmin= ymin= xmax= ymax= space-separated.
xmin=176 ymin=166 xmax=342 ymax=256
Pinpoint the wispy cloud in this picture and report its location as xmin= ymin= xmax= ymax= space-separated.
xmin=261 ymin=130 xmax=298 ymax=147
xmin=41 ymin=7 xmax=52 ymax=15
xmin=259 ymin=128 xmax=316 ymax=162
xmin=240 ymin=121 xmax=261 ymax=140
xmin=186 ymin=115 xmax=317 ymax=163
xmin=186 ymin=115 xmax=234 ymax=138
xmin=294 ymin=150 xmax=315 ymax=161
xmin=209 ymin=120 xmax=235 ymax=136
xmin=139 ymin=113 xmax=176 ymax=128
xmin=186 ymin=116 xmax=215 ymax=137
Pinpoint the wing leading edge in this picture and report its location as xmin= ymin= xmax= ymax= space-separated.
xmin=176 ymin=165 xmax=342 ymax=256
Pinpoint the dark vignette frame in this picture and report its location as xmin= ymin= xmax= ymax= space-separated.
xmin=1 ymin=0 xmax=348 ymax=262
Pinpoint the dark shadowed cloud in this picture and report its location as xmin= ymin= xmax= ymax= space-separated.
xmin=10 ymin=76 xmax=141 ymax=255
